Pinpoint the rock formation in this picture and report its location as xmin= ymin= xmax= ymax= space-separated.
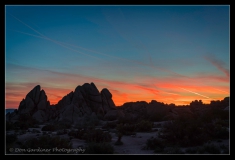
xmin=7 ymin=85 xmax=50 ymax=123
xmin=6 ymin=82 xmax=229 ymax=124
xmin=6 ymin=82 xmax=117 ymax=124
xmin=55 ymin=82 xmax=117 ymax=123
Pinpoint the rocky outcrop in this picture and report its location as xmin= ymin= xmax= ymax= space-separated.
xmin=8 ymin=82 xmax=229 ymax=125
xmin=55 ymin=82 xmax=117 ymax=123
xmin=117 ymin=100 xmax=171 ymax=121
xmin=101 ymin=88 xmax=116 ymax=112
xmin=7 ymin=85 xmax=50 ymax=123
xmin=7 ymin=82 xmax=117 ymax=124
xmin=104 ymin=110 xmax=124 ymax=121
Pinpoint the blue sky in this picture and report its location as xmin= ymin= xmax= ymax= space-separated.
xmin=5 ymin=5 xmax=230 ymax=108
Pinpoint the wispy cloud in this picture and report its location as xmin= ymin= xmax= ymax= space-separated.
xmin=6 ymin=62 xmax=229 ymax=107
xmin=204 ymin=54 xmax=229 ymax=78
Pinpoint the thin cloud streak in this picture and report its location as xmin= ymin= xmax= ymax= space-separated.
xmin=6 ymin=10 xmax=229 ymax=108
xmin=204 ymin=55 xmax=229 ymax=78
xmin=178 ymin=87 xmax=210 ymax=99
xmin=6 ymin=63 xmax=229 ymax=107
xmin=9 ymin=13 xmax=190 ymax=79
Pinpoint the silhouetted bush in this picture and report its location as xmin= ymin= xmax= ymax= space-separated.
xmin=41 ymin=124 xmax=56 ymax=131
xmin=31 ymin=129 xmax=41 ymax=133
xmin=148 ymin=112 xmax=166 ymax=122
xmin=102 ymin=121 xmax=117 ymax=130
xmin=84 ymin=142 xmax=114 ymax=154
xmin=84 ymin=129 xmax=112 ymax=143
xmin=68 ymin=129 xmax=86 ymax=139
xmin=114 ymin=132 xmax=123 ymax=145
xmin=75 ymin=115 xmax=99 ymax=130
xmin=136 ymin=120 xmax=153 ymax=132
xmin=21 ymin=136 xmax=72 ymax=154
xmin=55 ymin=121 xmax=72 ymax=130
xmin=117 ymin=115 xmax=136 ymax=124
xmin=212 ymin=127 xmax=229 ymax=139
xmin=6 ymin=134 xmax=18 ymax=154
xmin=116 ymin=123 xmax=136 ymax=135
xmin=13 ymin=114 xmax=39 ymax=130
xmin=197 ymin=144 xmax=221 ymax=154
xmin=145 ymin=137 xmax=165 ymax=151
xmin=6 ymin=121 xmax=15 ymax=131
xmin=6 ymin=134 xmax=18 ymax=144
xmin=185 ymin=148 xmax=198 ymax=154
xmin=220 ymin=144 xmax=229 ymax=154
xmin=57 ymin=129 xmax=67 ymax=135
xmin=159 ymin=117 xmax=210 ymax=147
xmin=41 ymin=122 xmax=72 ymax=131
xmin=163 ymin=147 xmax=184 ymax=154
xmin=159 ymin=108 xmax=229 ymax=148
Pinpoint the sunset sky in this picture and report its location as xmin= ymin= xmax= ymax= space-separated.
xmin=5 ymin=5 xmax=230 ymax=109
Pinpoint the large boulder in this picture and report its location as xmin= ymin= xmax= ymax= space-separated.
xmin=7 ymin=82 xmax=118 ymax=124
xmin=104 ymin=110 xmax=123 ymax=121
xmin=8 ymin=85 xmax=50 ymax=123
xmin=101 ymin=88 xmax=116 ymax=113
xmin=32 ymin=110 xmax=47 ymax=123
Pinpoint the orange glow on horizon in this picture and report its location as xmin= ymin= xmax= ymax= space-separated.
xmin=5 ymin=77 xmax=229 ymax=109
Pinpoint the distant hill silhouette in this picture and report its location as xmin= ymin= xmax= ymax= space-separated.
xmin=5 ymin=109 xmax=15 ymax=115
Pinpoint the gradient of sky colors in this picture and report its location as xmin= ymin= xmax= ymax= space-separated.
xmin=5 ymin=5 xmax=230 ymax=109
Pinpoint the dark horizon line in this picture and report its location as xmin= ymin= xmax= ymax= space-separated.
xmin=5 ymin=96 xmax=230 ymax=110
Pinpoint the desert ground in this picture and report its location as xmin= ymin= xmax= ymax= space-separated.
xmin=6 ymin=120 xmax=229 ymax=155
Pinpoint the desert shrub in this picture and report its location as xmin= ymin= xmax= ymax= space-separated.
xmin=163 ymin=147 xmax=184 ymax=154
xmin=145 ymin=137 xmax=165 ymax=152
xmin=211 ymin=109 xmax=229 ymax=120
xmin=102 ymin=121 xmax=117 ymax=130
xmin=220 ymin=144 xmax=229 ymax=154
xmin=158 ymin=113 xmax=229 ymax=147
xmin=21 ymin=136 xmax=72 ymax=154
xmin=117 ymin=115 xmax=135 ymax=124
xmin=213 ymin=127 xmax=229 ymax=139
xmin=116 ymin=123 xmax=136 ymax=135
xmin=84 ymin=129 xmax=112 ymax=143
xmin=41 ymin=124 xmax=56 ymax=131
xmin=214 ymin=119 xmax=229 ymax=128
xmin=185 ymin=148 xmax=198 ymax=154
xmin=55 ymin=121 xmax=72 ymax=130
xmin=13 ymin=114 xmax=39 ymax=130
xmin=31 ymin=129 xmax=40 ymax=133
xmin=6 ymin=134 xmax=18 ymax=144
xmin=84 ymin=142 xmax=114 ymax=154
xmin=57 ymin=130 xmax=67 ymax=135
xmin=148 ymin=113 xmax=165 ymax=122
xmin=6 ymin=121 xmax=15 ymax=130
xmin=197 ymin=147 xmax=206 ymax=154
xmin=199 ymin=108 xmax=229 ymax=123
xmin=136 ymin=120 xmax=153 ymax=132
xmin=5 ymin=134 xmax=18 ymax=154
xmin=75 ymin=115 xmax=99 ymax=130
xmin=186 ymin=145 xmax=222 ymax=154
xmin=42 ymin=131 xmax=48 ymax=135
xmin=203 ymin=122 xmax=229 ymax=140
xmin=68 ymin=129 xmax=86 ymax=139
xmin=114 ymin=132 xmax=123 ymax=145
xmin=41 ymin=122 xmax=71 ymax=132
xmin=197 ymin=144 xmax=221 ymax=154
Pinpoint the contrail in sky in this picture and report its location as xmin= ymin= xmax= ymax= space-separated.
xmin=7 ymin=13 xmax=228 ymax=99
xmin=178 ymin=87 xmax=210 ymax=99
xmin=8 ymin=13 xmax=188 ymax=78
xmin=8 ymin=13 xmax=104 ymax=60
